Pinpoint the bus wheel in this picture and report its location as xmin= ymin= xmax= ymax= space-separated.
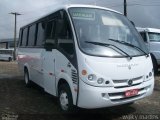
xmin=8 ymin=57 xmax=12 ymax=62
xmin=24 ymin=69 xmax=31 ymax=87
xmin=58 ymin=84 xmax=74 ymax=113
xmin=151 ymin=56 xmax=158 ymax=74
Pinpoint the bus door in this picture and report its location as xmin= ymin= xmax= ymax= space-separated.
xmin=42 ymin=20 xmax=56 ymax=96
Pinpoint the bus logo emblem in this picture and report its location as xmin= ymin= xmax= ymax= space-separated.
xmin=128 ymin=79 xmax=133 ymax=86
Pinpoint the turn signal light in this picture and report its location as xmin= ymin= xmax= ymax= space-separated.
xmin=82 ymin=70 xmax=87 ymax=76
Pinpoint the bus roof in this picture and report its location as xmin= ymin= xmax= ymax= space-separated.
xmin=136 ymin=27 xmax=160 ymax=33
xmin=65 ymin=4 xmax=122 ymax=14
xmin=21 ymin=4 xmax=122 ymax=28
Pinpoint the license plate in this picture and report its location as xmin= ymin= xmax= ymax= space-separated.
xmin=125 ymin=89 xmax=139 ymax=97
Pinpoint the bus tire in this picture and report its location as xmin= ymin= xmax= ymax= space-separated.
xmin=8 ymin=57 xmax=12 ymax=62
xmin=24 ymin=68 xmax=31 ymax=87
xmin=58 ymin=83 xmax=74 ymax=113
xmin=151 ymin=55 xmax=158 ymax=74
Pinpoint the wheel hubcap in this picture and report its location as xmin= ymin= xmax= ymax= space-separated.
xmin=60 ymin=91 xmax=69 ymax=111
xmin=25 ymin=72 xmax=28 ymax=84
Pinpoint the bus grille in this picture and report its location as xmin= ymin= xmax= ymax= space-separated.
xmin=71 ymin=69 xmax=78 ymax=84
xmin=108 ymin=86 xmax=150 ymax=102
xmin=112 ymin=76 xmax=143 ymax=88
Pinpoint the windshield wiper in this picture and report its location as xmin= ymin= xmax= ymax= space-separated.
xmin=85 ymin=41 xmax=132 ymax=59
xmin=108 ymin=38 xmax=149 ymax=57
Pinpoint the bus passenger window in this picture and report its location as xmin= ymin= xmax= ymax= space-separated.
xmin=21 ymin=27 xmax=28 ymax=46
xmin=36 ymin=22 xmax=45 ymax=47
xmin=28 ymin=24 xmax=36 ymax=46
xmin=19 ymin=29 xmax=23 ymax=46
xmin=45 ymin=20 xmax=56 ymax=50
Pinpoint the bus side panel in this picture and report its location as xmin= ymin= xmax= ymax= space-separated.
xmin=18 ymin=48 xmax=44 ymax=87
xmin=55 ymin=50 xmax=78 ymax=105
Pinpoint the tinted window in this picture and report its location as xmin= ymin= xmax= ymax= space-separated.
xmin=21 ymin=27 xmax=28 ymax=46
xmin=46 ymin=21 xmax=56 ymax=39
xmin=28 ymin=24 xmax=36 ymax=46
xmin=22 ymin=28 xmax=28 ymax=46
xmin=19 ymin=29 xmax=23 ymax=46
xmin=57 ymin=11 xmax=74 ymax=56
xmin=36 ymin=22 xmax=45 ymax=46
xmin=148 ymin=32 xmax=160 ymax=42
xmin=44 ymin=20 xmax=56 ymax=50
xmin=0 ymin=50 xmax=13 ymax=55
xmin=140 ymin=32 xmax=147 ymax=42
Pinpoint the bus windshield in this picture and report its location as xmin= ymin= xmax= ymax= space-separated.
xmin=69 ymin=7 xmax=148 ymax=57
xmin=148 ymin=32 xmax=160 ymax=42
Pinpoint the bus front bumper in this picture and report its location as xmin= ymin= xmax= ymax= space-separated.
xmin=77 ymin=78 xmax=154 ymax=109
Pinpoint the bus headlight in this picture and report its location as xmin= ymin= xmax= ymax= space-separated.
xmin=88 ymin=74 xmax=97 ymax=81
xmin=97 ymin=78 xmax=104 ymax=84
xmin=149 ymin=72 xmax=152 ymax=77
xmin=145 ymin=71 xmax=153 ymax=81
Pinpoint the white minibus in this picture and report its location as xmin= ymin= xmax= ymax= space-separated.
xmin=137 ymin=27 xmax=160 ymax=74
xmin=18 ymin=5 xmax=154 ymax=112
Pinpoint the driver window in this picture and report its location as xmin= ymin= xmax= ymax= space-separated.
xmin=140 ymin=32 xmax=147 ymax=42
xmin=57 ymin=11 xmax=74 ymax=56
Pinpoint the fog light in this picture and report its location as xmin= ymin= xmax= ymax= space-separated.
xmin=146 ymin=75 xmax=148 ymax=79
xmin=105 ymin=81 xmax=110 ymax=84
xmin=97 ymin=78 xmax=104 ymax=84
xmin=149 ymin=72 xmax=152 ymax=77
